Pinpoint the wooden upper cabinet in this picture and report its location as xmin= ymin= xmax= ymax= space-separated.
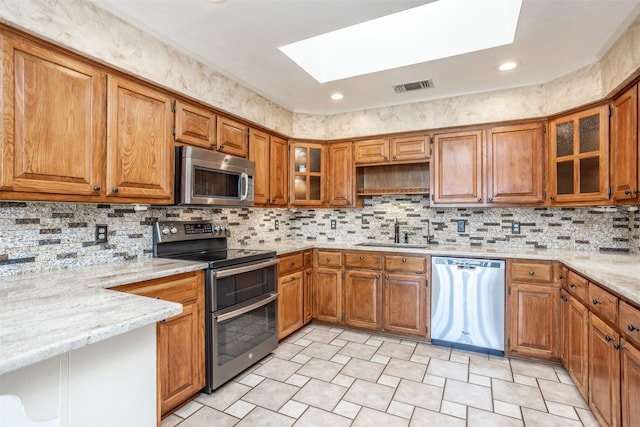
xmin=291 ymin=141 xmax=326 ymax=206
xmin=486 ymin=123 xmax=545 ymax=204
xmin=248 ymin=130 xmax=288 ymax=206
xmin=217 ymin=116 xmax=248 ymax=158
xmin=269 ymin=136 xmax=288 ymax=206
xmin=328 ymin=142 xmax=354 ymax=207
xmin=354 ymin=138 xmax=388 ymax=164
xmin=106 ymin=75 xmax=173 ymax=200
xmin=249 ymin=128 xmax=270 ymax=205
xmin=0 ymin=32 xmax=106 ymax=195
xmin=432 ymin=130 xmax=483 ymax=204
xmin=548 ymin=104 xmax=610 ymax=204
xmin=390 ymin=135 xmax=429 ymax=162
xmin=611 ymin=85 xmax=638 ymax=201
xmin=173 ymin=100 xmax=216 ymax=149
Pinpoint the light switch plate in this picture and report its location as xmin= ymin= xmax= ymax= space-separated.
xmin=512 ymin=221 xmax=521 ymax=234
xmin=330 ymin=219 xmax=337 ymax=229
xmin=274 ymin=220 xmax=279 ymax=230
xmin=457 ymin=220 xmax=465 ymax=233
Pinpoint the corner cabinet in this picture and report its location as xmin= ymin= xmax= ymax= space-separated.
xmin=0 ymin=30 xmax=106 ymax=196
xmin=290 ymin=141 xmax=326 ymax=207
xmin=610 ymin=85 xmax=639 ymax=202
xmin=106 ymin=75 xmax=173 ymax=201
xmin=548 ymin=104 xmax=610 ymax=204
xmin=113 ymin=271 xmax=205 ymax=419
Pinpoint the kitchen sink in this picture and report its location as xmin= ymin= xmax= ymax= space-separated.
xmin=355 ymin=242 xmax=427 ymax=249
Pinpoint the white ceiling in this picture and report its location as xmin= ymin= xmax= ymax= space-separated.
xmin=92 ymin=0 xmax=640 ymax=115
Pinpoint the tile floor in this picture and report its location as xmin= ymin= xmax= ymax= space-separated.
xmin=161 ymin=324 xmax=601 ymax=427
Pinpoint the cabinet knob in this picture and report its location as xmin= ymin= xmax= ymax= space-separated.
xmin=347 ymin=200 xmax=351 ymax=205
xmin=592 ymin=298 xmax=601 ymax=305
xmin=605 ymin=335 xmax=613 ymax=342
xmin=402 ymin=258 xmax=407 ymax=263
xmin=359 ymin=256 xmax=364 ymax=260
xmin=569 ymin=283 xmax=576 ymax=288
xmin=477 ymin=198 xmax=482 ymax=202
xmin=93 ymin=185 xmax=101 ymax=191
xmin=625 ymin=190 xmax=632 ymax=195
xmin=219 ymin=145 xmax=225 ymax=149
xmin=393 ymin=155 xmax=397 ymax=160
xmin=550 ymin=195 xmax=555 ymax=200
xmin=112 ymin=187 xmax=119 ymax=193
xmin=559 ymin=274 xmax=564 ymax=280
xmin=629 ymin=324 xmax=639 ymax=332
xmin=488 ymin=197 xmax=493 ymax=202
xmin=326 ymin=257 xmax=331 ymax=262
xmin=290 ymin=262 xmax=295 ymax=266
xmin=210 ymin=143 xmax=217 ymax=148
xmin=529 ymin=270 xmax=535 ymax=276
xmin=376 ymin=274 xmax=380 ymax=279
xmin=635 ymin=189 xmax=640 ymax=195
xmin=614 ymin=343 xmax=622 ymax=350
xmin=160 ymin=319 xmax=166 ymax=324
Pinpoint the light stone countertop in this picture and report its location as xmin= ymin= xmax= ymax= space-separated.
xmin=264 ymin=241 xmax=640 ymax=305
xmin=0 ymin=258 xmax=208 ymax=375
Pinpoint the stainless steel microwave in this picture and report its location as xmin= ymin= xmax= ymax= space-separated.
xmin=175 ymin=146 xmax=255 ymax=207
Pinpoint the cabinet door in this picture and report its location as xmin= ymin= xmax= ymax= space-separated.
xmin=354 ymin=138 xmax=388 ymax=164
xmin=549 ymin=105 xmax=610 ymax=204
xmin=622 ymin=339 xmax=640 ymax=427
xmin=278 ymin=271 xmax=304 ymax=339
xmin=249 ymin=128 xmax=270 ymax=205
xmin=486 ymin=123 xmax=545 ymax=204
xmin=560 ymin=291 xmax=589 ymax=401
xmin=174 ymin=100 xmax=216 ymax=149
xmin=432 ymin=130 xmax=483 ymax=204
xmin=508 ymin=284 xmax=560 ymax=360
xmin=291 ymin=142 xmax=326 ymax=206
xmin=313 ymin=268 xmax=341 ymax=323
xmin=390 ymin=135 xmax=429 ymax=162
xmin=383 ymin=273 xmax=427 ymax=336
xmin=328 ymin=142 xmax=353 ymax=207
xmin=1 ymin=33 xmax=105 ymax=195
xmin=343 ymin=269 xmax=381 ymax=330
xmin=589 ymin=313 xmax=621 ymax=427
xmin=106 ymin=76 xmax=173 ymax=200
xmin=158 ymin=299 xmax=203 ymax=415
xmin=269 ymin=136 xmax=289 ymax=206
xmin=611 ymin=86 xmax=638 ymax=201
xmin=217 ymin=116 xmax=248 ymax=158
xmin=303 ymin=268 xmax=313 ymax=324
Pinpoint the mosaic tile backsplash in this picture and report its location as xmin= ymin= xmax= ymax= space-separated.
xmin=0 ymin=198 xmax=637 ymax=277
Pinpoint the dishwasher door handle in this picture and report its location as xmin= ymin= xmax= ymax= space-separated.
xmin=456 ymin=265 xmax=477 ymax=270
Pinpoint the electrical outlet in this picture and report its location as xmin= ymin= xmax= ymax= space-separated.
xmin=512 ymin=221 xmax=521 ymax=234
xmin=457 ymin=220 xmax=465 ymax=233
xmin=274 ymin=220 xmax=279 ymax=230
xmin=330 ymin=219 xmax=337 ymax=230
xmin=95 ymin=224 xmax=108 ymax=243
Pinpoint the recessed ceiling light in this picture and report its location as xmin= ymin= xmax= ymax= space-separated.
xmin=499 ymin=61 xmax=518 ymax=71
xmin=331 ymin=93 xmax=344 ymax=101
xmin=280 ymin=0 xmax=522 ymax=83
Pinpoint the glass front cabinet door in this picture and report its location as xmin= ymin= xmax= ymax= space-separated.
xmin=549 ymin=105 xmax=610 ymax=204
xmin=290 ymin=141 xmax=326 ymax=206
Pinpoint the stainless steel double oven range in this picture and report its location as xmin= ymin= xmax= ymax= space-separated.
xmin=153 ymin=220 xmax=278 ymax=393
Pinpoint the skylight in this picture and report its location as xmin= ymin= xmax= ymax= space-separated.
xmin=279 ymin=0 xmax=522 ymax=83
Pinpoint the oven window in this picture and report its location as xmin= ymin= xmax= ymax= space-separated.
xmin=194 ymin=167 xmax=239 ymax=198
xmin=216 ymin=299 xmax=276 ymax=366
xmin=216 ymin=265 xmax=276 ymax=310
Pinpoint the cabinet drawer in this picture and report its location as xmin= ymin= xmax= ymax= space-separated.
xmin=620 ymin=301 xmax=640 ymax=348
xmin=345 ymin=252 xmax=382 ymax=270
xmin=588 ymin=283 xmax=618 ymax=325
xmin=510 ymin=260 xmax=554 ymax=283
xmin=564 ymin=270 xmax=589 ymax=304
xmin=316 ymin=250 xmax=343 ymax=268
xmin=114 ymin=272 xmax=200 ymax=304
xmin=303 ymin=251 xmax=313 ymax=268
xmin=279 ymin=253 xmax=304 ymax=276
xmin=384 ymin=255 xmax=426 ymax=273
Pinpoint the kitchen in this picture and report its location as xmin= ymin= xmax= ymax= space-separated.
xmin=1 ymin=0 xmax=640 ymax=426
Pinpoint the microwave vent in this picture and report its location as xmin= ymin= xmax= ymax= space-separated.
xmin=393 ymin=79 xmax=434 ymax=93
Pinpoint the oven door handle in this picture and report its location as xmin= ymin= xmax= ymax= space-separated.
xmin=213 ymin=258 xmax=280 ymax=278
xmin=215 ymin=293 xmax=279 ymax=322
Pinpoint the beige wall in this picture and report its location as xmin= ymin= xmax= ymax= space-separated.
xmin=1 ymin=0 xmax=639 ymax=140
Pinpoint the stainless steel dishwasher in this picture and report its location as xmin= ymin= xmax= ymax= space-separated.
xmin=431 ymin=257 xmax=506 ymax=355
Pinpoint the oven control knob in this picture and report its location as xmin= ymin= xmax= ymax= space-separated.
xmin=223 ymin=226 xmax=230 ymax=232
xmin=170 ymin=227 xmax=178 ymax=234
xmin=161 ymin=227 xmax=170 ymax=235
xmin=214 ymin=226 xmax=222 ymax=233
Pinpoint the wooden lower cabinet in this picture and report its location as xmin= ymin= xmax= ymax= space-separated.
xmin=589 ymin=313 xmax=621 ymax=427
xmin=278 ymin=271 xmax=304 ymax=339
xmin=560 ymin=290 xmax=589 ymax=401
xmin=507 ymin=283 xmax=560 ymax=360
xmin=622 ymin=339 xmax=640 ymax=427
xmin=313 ymin=267 xmax=342 ymax=323
xmin=113 ymin=271 xmax=205 ymax=420
xmin=343 ymin=269 xmax=381 ymax=329
xmin=303 ymin=267 xmax=313 ymax=324
xmin=383 ymin=273 xmax=427 ymax=336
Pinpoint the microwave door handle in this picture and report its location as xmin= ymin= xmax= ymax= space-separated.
xmin=239 ymin=172 xmax=249 ymax=201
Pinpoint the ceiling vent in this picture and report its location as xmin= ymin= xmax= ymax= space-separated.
xmin=392 ymin=79 xmax=434 ymax=93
